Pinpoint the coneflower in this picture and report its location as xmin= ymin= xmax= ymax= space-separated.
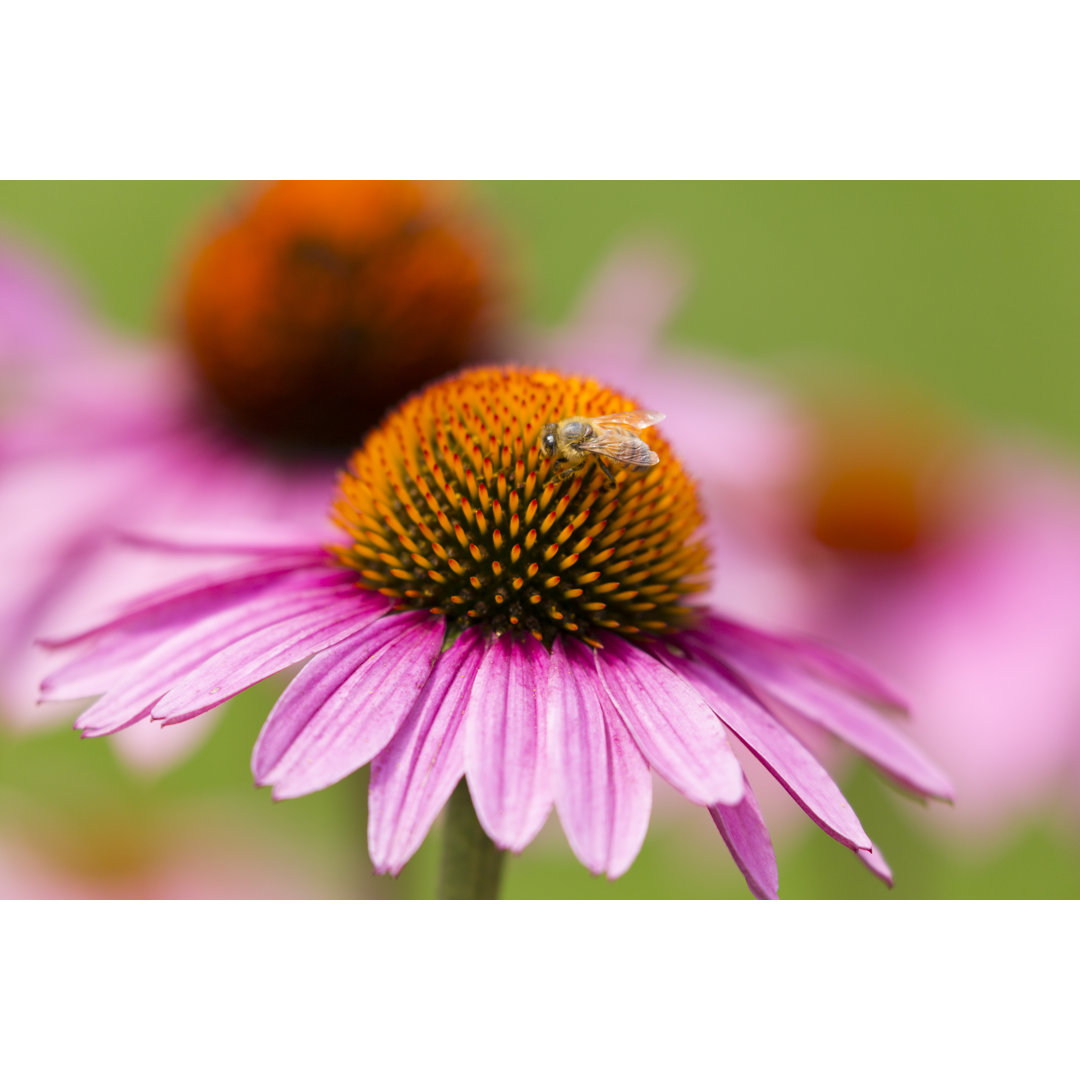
xmin=42 ymin=367 xmax=952 ymax=898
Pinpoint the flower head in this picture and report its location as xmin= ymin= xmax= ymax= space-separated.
xmin=177 ymin=180 xmax=502 ymax=449
xmin=331 ymin=367 xmax=706 ymax=646
xmin=43 ymin=367 xmax=951 ymax=896
xmin=796 ymin=401 xmax=1080 ymax=833
xmin=0 ymin=182 xmax=504 ymax=757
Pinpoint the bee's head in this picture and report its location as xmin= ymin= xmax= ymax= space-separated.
xmin=539 ymin=423 xmax=558 ymax=458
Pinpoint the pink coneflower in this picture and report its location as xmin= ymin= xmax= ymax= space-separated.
xmin=794 ymin=400 xmax=1080 ymax=835
xmin=42 ymin=368 xmax=951 ymax=898
xmin=0 ymin=181 xmax=503 ymax=768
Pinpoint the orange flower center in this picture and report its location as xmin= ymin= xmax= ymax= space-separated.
xmin=176 ymin=181 xmax=504 ymax=451
xmin=804 ymin=408 xmax=955 ymax=556
xmin=331 ymin=368 xmax=710 ymax=646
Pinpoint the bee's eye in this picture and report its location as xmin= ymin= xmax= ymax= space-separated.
xmin=541 ymin=432 xmax=556 ymax=455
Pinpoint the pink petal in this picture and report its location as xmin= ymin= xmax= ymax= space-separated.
xmin=152 ymin=588 xmax=391 ymax=723
xmin=464 ymin=634 xmax=553 ymax=852
xmin=39 ymin=563 xmax=347 ymax=702
xmin=554 ymin=242 xmax=687 ymax=357
xmin=41 ymin=552 xmax=336 ymax=650
xmin=857 ymin=844 xmax=893 ymax=888
xmin=593 ymin=635 xmax=744 ymax=807
xmin=71 ymin=579 xmax=366 ymax=736
xmin=655 ymin=640 xmax=873 ymax=852
xmin=0 ymin=240 xmax=89 ymax=370
xmin=692 ymin=620 xmax=954 ymax=801
xmin=367 ymin=629 xmax=487 ymax=875
xmin=253 ymin=612 xmax=444 ymax=799
xmin=706 ymin=615 xmax=909 ymax=710
xmin=708 ymin=779 xmax=779 ymax=900
xmin=548 ymin=637 xmax=652 ymax=879
xmin=111 ymin=532 xmax=327 ymax=559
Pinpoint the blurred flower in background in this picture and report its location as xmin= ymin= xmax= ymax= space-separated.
xmin=0 ymin=181 xmax=504 ymax=769
xmin=794 ymin=393 xmax=1080 ymax=840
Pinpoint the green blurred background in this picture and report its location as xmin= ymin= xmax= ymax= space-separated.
xmin=2 ymin=181 xmax=1078 ymax=899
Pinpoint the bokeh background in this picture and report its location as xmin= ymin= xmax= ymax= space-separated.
xmin=2 ymin=181 xmax=1078 ymax=899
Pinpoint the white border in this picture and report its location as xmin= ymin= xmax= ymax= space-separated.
xmin=5 ymin=3 xmax=1080 ymax=177
xmin=3 ymin=902 xmax=1075 ymax=1075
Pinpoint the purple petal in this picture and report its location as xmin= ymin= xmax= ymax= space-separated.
xmin=152 ymin=588 xmax=391 ymax=723
xmin=708 ymin=779 xmax=779 ymax=900
xmin=367 ymin=629 xmax=487 ymax=875
xmin=548 ymin=637 xmax=652 ymax=879
xmin=40 ymin=563 xmax=357 ymax=703
xmin=691 ymin=621 xmax=954 ymax=802
xmin=464 ymin=634 xmax=553 ymax=852
xmin=858 ymin=844 xmax=893 ymax=888
xmin=706 ymin=614 xmax=909 ymax=710
xmin=72 ymin=579 xmax=367 ymax=736
xmin=654 ymin=640 xmax=873 ymax=852
xmin=593 ymin=635 xmax=744 ymax=807
xmin=41 ymin=553 xmax=337 ymax=651
xmin=111 ymin=532 xmax=327 ymax=559
xmin=253 ymin=612 xmax=444 ymax=799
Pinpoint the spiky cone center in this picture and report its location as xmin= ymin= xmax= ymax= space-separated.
xmin=331 ymin=367 xmax=710 ymax=647
xmin=176 ymin=180 xmax=504 ymax=452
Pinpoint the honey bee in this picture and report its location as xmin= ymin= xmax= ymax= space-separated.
xmin=539 ymin=409 xmax=665 ymax=484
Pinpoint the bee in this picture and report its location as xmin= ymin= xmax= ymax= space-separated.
xmin=539 ymin=409 xmax=665 ymax=484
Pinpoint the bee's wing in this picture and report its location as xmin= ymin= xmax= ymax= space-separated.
xmin=585 ymin=409 xmax=665 ymax=430
xmin=576 ymin=429 xmax=660 ymax=468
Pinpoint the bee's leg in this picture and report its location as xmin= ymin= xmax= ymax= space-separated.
xmin=554 ymin=464 xmax=580 ymax=482
xmin=596 ymin=458 xmax=617 ymax=486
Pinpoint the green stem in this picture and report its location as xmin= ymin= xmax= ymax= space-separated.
xmin=437 ymin=780 xmax=505 ymax=899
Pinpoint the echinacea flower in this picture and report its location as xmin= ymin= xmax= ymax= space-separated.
xmin=42 ymin=367 xmax=952 ymax=897
xmin=0 ymin=181 xmax=503 ymax=768
xmin=794 ymin=400 xmax=1080 ymax=835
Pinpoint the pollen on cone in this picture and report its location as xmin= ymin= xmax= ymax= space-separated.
xmin=176 ymin=180 xmax=505 ymax=450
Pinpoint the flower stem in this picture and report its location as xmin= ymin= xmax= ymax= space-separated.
xmin=438 ymin=780 xmax=505 ymax=899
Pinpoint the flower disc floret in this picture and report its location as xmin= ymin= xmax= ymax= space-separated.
xmin=331 ymin=367 xmax=710 ymax=646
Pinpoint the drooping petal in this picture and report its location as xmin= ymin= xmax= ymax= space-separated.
xmin=691 ymin=621 xmax=954 ymax=802
xmin=708 ymin=779 xmax=779 ymax=900
xmin=464 ymin=634 xmax=553 ymax=852
xmin=72 ymin=578 xmax=368 ymax=736
xmin=368 ymin=629 xmax=486 ymax=875
xmin=253 ymin=612 xmax=444 ymax=799
xmin=548 ymin=637 xmax=652 ymax=879
xmin=152 ymin=588 xmax=391 ymax=722
xmin=655 ymin=640 xmax=873 ymax=852
xmin=705 ymin=615 xmax=909 ymax=711
xmin=593 ymin=635 xmax=744 ymax=807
